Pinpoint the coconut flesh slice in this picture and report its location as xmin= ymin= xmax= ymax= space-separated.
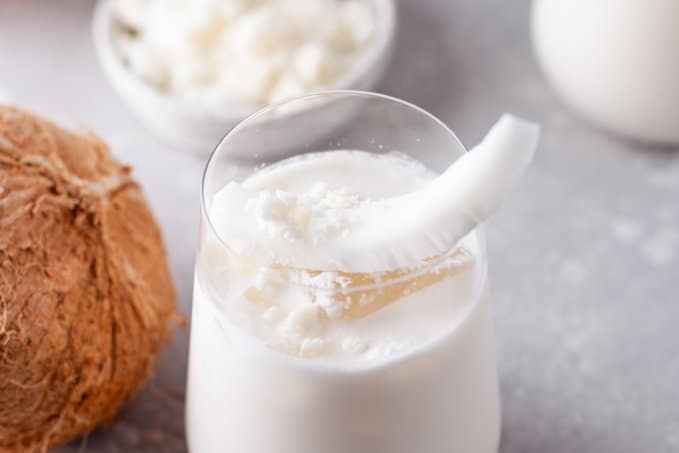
xmin=211 ymin=114 xmax=540 ymax=274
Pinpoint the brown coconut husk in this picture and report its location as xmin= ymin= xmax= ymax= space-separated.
xmin=0 ymin=106 xmax=177 ymax=452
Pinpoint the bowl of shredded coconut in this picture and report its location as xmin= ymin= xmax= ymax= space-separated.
xmin=93 ymin=0 xmax=396 ymax=153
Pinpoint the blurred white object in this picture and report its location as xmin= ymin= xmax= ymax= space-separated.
xmin=532 ymin=0 xmax=679 ymax=145
xmin=92 ymin=0 xmax=396 ymax=153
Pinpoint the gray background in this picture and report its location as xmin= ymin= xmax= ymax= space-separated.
xmin=1 ymin=0 xmax=678 ymax=452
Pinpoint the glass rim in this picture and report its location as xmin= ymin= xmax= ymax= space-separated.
xmin=200 ymin=89 xmax=487 ymax=286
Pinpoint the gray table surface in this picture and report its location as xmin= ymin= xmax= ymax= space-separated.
xmin=1 ymin=0 xmax=678 ymax=452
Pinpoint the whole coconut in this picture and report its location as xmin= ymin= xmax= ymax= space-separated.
xmin=0 ymin=106 xmax=177 ymax=452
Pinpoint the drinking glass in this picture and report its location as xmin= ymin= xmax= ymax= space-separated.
xmin=187 ymin=91 xmax=500 ymax=453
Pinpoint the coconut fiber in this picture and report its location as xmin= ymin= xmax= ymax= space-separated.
xmin=0 ymin=106 xmax=177 ymax=452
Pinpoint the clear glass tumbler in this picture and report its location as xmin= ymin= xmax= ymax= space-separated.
xmin=187 ymin=91 xmax=500 ymax=453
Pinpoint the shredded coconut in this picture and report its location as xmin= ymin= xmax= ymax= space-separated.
xmin=246 ymin=182 xmax=364 ymax=244
xmin=112 ymin=0 xmax=376 ymax=106
xmin=315 ymin=291 xmax=344 ymax=319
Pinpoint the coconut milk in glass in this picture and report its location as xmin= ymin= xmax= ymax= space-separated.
xmin=186 ymin=92 xmax=501 ymax=453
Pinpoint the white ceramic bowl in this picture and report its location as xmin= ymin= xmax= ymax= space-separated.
xmin=92 ymin=0 xmax=397 ymax=154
